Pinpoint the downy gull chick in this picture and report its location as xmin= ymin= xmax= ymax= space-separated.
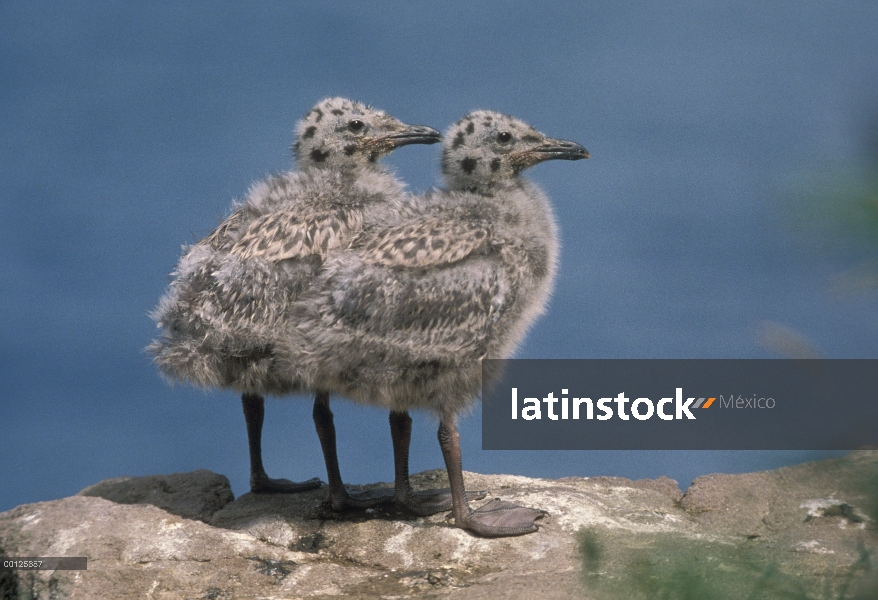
xmin=148 ymin=97 xmax=440 ymax=497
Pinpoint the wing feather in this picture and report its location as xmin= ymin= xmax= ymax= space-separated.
xmin=199 ymin=208 xmax=247 ymax=252
xmin=358 ymin=217 xmax=491 ymax=268
xmin=316 ymin=250 xmax=520 ymax=359
xmin=231 ymin=208 xmax=364 ymax=262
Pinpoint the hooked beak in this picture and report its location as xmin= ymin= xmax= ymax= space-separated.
xmin=529 ymin=137 xmax=590 ymax=161
xmin=362 ymin=123 xmax=442 ymax=158
xmin=381 ymin=124 xmax=443 ymax=148
xmin=509 ymin=136 xmax=589 ymax=171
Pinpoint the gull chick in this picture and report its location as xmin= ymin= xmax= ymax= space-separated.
xmin=283 ymin=110 xmax=589 ymax=536
xmin=149 ymin=97 xmax=440 ymax=496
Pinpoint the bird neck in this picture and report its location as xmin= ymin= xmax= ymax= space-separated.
xmin=450 ymin=174 xmax=524 ymax=197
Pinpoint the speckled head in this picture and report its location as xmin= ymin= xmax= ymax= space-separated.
xmin=293 ymin=97 xmax=441 ymax=170
xmin=441 ymin=111 xmax=589 ymax=193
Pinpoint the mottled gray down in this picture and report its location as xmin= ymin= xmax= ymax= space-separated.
xmin=279 ymin=111 xmax=586 ymax=418
xmin=148 ymin=97 xmax=428 ymax=394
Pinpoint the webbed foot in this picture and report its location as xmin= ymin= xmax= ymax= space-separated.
xmin=250 ymin=474 xmax=322 ymax=494
xmin=457 ymin=498 xmax=546 ymax=537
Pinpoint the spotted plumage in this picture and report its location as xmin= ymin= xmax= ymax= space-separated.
xmin=278 ymin=111 xmax=589 ymax=536
xmin=359 ymin=218 xmax=492 ymax=268
xmin=230 ymin=207 xmax=365 ymax=263
xmin=440 ymin=111 xmax=587 ymax=191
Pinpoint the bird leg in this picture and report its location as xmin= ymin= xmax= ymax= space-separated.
xmin=390 ymin=410 xmax=485 ymax=516
xmin=312 ymin=391 xmax=394 ymax=510
xmin=438 ymin=417 xmax=545 ymax=537
xmin=242 ymin=393 xmax=321 ymax=493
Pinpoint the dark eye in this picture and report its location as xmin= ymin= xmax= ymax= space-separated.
xmin=497 ymin=131 xmax=512 ymax=143
xmin=348 ymin=119 xmax=365 ymax=132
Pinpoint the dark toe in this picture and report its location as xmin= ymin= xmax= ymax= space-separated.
xmin=329 ymin=487 xmax=395 ymax=511
xmin=397 ymin=488 xmax=489 ymax=516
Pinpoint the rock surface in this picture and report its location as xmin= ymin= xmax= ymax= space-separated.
xmin=0 ymin=453 xmax=875 ymax=599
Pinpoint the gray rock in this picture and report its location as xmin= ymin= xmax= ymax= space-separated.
xmin=77 ymin=469 xmax=234 ymax=523
xmin=0 ymin=453 xmax=875 ymax=599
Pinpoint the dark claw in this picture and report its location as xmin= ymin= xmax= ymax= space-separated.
xmin=459 ymin=498 xmax=546 ymax=537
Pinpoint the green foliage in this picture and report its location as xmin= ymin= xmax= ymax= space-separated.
xmin=791 ymin=170 xmax=878 ymax=253
xmin=860 ymin=464 xmax=878 ymax=526
xmin=577 ymin=528 xmax=875 ymax=600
